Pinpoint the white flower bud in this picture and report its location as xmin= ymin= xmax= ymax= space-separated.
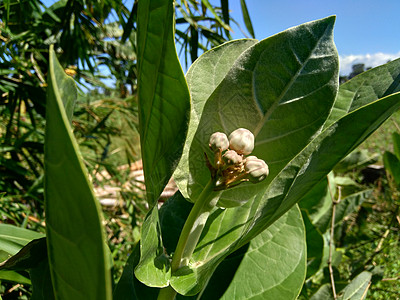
xmin=209 ymin=132 xmax=229 ymax=152
xmin=223 ymin=150 xmax=243 ymax=165
xmin=245 ymin=156 xmax=269 ymax=182
xmin=228 ymin=128 xmax=254 ymax=155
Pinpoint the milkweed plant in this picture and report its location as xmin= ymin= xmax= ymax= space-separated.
xmin=1 ymin=0 xmax=400 ymax=299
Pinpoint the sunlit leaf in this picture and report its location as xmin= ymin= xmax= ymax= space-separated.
xmin=45 ymin=45 xmax=112 ymax=300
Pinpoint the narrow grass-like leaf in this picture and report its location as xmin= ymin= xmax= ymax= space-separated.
xmin=240 ymin=0 xmax=255 ymax=38
xmin=137 ymin=0 xmax=190 ymax=207
xmin=0 ymin=270 xmax=31 ymax=285
xmin=45 ymin=45 xmax=112 ymax=300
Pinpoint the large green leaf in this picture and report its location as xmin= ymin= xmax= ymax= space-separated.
xmin=174 ymin=38 xmax=257 ymax=199
xmin=45 ymin=45 xmax=112 ymax=300
xmin=325 ymin=57 xmax=400 ymax=128
xmin=137 ymin=0 xmax=190 ymax=207
xmin=169 ymin=16 xmax=338 ymax=295
xmin=176 ymin=16 xmax=338 ymax=206
xmin=168 ymin=20 xmax=400 ymax=295
xmin=219 ymin=205 xmax=306 ymax=300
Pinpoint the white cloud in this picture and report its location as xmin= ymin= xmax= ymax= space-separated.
xmin=339 ymin=52 xmax=400 ymax=76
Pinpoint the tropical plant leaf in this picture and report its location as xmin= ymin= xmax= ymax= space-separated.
xmin=137 ymin=0 xmax=190 ymax=207
xmin=174 ymin=38 xmax=257 ymax=199
xmin=0 ymin=224 xmax=44 ymax=256
xmin=45 ymin=45 xmax=112 ymax=300
xmin=338 ymin=271 xmax=372 ymax=300
xmin=324 ymin=57 xmax=400 ymax=128
xmin=135 ymin=0 xmax=191 ymax=287
xmin=176 ymin=16 xmax=338 ymax=207
xmin=167 ymin=17 xmax=400 ymax=295
xmin=219 ymin=205 xmax=306 ymax=300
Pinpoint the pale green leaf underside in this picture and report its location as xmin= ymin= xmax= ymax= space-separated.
xmin=45 ymin=46 xmax=112 ymax=300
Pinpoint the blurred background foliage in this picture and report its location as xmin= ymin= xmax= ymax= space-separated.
xmin=0 ymin=0 xmax=399 ymax=299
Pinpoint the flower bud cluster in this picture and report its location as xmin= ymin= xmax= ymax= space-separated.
xmin=208 ymin=128 xmax=269 ymax=190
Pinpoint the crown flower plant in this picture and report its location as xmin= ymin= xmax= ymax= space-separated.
xmin=3 ymin=1 xmax=400 ymax=299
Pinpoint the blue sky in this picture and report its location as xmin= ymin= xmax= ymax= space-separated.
xmin=41 ymin=0 xmax=400 ymax=76
xmin=227 ymin=0 xmax=400 ymax=75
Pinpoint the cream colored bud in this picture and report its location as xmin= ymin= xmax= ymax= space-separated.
xmin=223 ymin=150 xmax=243 ymax=165
xmin=209 ymin=132 xmax=229 ymax=152
xmin=245 ymin=156 xmax=269 ymax=182
xmin=228 ymin=128 xmax=254 ymax=155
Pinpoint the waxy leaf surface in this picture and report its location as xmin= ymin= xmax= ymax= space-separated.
xmin=45 ymin=46 xmax=112 ymax=300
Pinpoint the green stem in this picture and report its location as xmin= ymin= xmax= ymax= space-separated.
xmin=157 ymin=179 xmax=220 ymax=300
xmin=171 ymin=179 xmax=219 ymax=271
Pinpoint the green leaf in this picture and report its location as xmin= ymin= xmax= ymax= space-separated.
xmin=310 ymin=284 xmax=333 ymax=300
xmin=240 ymin=0 xmax=255 ymax=38
xmin=299 ymin=174 xmax=334 ymax=233
xmin=392 ymin=132 xmax=400 ymax=160
xmin=0 ymin=238 xmax=46 ymax=271
xmin=334 ymin=149 xmax=378 ymax=173
xmin=170 ymin=206 xmax=306 ymax=297
xmin=325 ymin=57 xmax=400 ymax=128
xmin=301 ymin=210 xmax=324 ymax=278
xmin=113 ymin=243 xmax=159 ymax=300
xmin=171 ymin=16 xmax=338 ymax=294
xmin=0 ymin=270 xmax=31 ymax=285
xmin=137 ymin=0 xmax=190 ymax=207
xmin=384 ymin=151 xmax=400 ymax=185
xmin=154 ymin=16 xmax=400 ymax=297
xmin=45 ymin=45 xmax=112 ymax=300
xmin=219 ymin=205 xmax=306 ymax=300
xmin=174 ymin=38 xmax=257 ymax=199
xmin=0 ymin=224 xmax=44 ymax=256
xmin=338 ymin=271 xmax=372 ymax=300
xmin=134 ymin=207 xmax=171 ymax=287
xmin=177 ymin=16 xmax=338 ymax=207
xmin=0 ymin=238 xmax=55 ymax=299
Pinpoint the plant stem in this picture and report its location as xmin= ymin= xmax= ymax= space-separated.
xmin=157 ymin=286 xmax=178 ymax=300
xmin=328 ymin=183 xmax=341 ymax=300
xmin=157 ymin=179 xmax=220 ymax=300
xmin=171 ymin=178 xmax=220 ymax=271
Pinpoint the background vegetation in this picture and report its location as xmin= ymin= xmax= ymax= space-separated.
xmin=0 ymin=0 xmax=398 ymax=299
